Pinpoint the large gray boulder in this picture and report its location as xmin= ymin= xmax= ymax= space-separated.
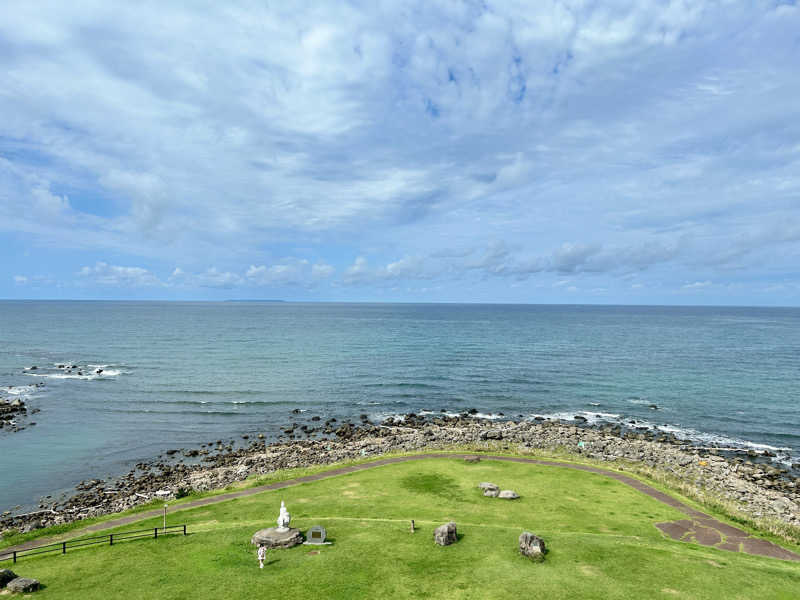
xmin=498 ymin=490 xmax=520 ymax=499
xmin=434 ymin=522 xmax=458 ymax=546
xmin=479 ymin=482 xmax=499 ymax=492
xmin=7 ymin=577 xmax=40 ymax=593
xmin=519 ymin=531 xmax=546 ymax=561
xmin=483 ymin=488 xmax=500 ymax=497
xmin=0 ymin=569 xmax=17 ymax=587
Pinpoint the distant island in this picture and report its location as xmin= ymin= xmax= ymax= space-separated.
xmin=224 ymin=299 xmax=286 ymax=303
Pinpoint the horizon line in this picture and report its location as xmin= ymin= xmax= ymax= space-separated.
xmin=1 ymin=298 xmax=798 ymax=309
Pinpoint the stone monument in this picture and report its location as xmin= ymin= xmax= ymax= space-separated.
xmin=276 ymin=500 xmax=291 ymax=532
xmin=519 ymin=531 xmax=546 ymax=561
xmin=434 ymin=521 xmax=458 ymax=546
xmin=251 ymin=500 xmax=303 ymax=549
xmin=304 ymin=525 xmax=329 ymax=545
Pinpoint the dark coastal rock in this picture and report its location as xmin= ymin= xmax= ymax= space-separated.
xmin=434 ymin=522 xmax=458 ymax=546
xmin=519 ymin=531 xmax=546 ymax=561
xmin=6 ymin=577 xmax=40 ymax=593
xmin=574 ymin=415 xmax=588 ymax=423
xmin=0 ymin=569 xmax=17 ymax=587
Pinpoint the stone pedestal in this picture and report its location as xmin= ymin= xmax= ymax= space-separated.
xmin=251 ymin=526 xmax=303 ymax=549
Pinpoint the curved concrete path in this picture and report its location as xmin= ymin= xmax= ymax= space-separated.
xmin=2 ymin=453 xmax=798 ymax=562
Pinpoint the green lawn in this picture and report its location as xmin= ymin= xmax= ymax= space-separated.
xmin=5 ymin=458 xmax=800 ymax=599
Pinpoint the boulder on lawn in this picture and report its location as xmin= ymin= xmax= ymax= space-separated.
xmin=483 ymin=488 xmax=500 ymax=497
xmin=519 ymin=531 xmax=546 ymax=561
xmin=7 ymin=577 xmax=40 ymax=593
xmin=478 ymin=482 xmax=499 ymax=492
xmin=498 ymin=490 xmax=520 ymax=499
xmin=0 ymin=569 xmax=17 ymax=587
xmin=434 ymin=522 xmax=458 ymax=546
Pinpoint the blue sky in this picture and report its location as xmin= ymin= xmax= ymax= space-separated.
xmin=2 ymin=1 xmax=800 ymax=304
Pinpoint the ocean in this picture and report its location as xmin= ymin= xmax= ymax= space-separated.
xmin=1 ymin=301 xmax=798 ymax=511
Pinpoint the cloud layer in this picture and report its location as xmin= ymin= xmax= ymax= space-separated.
xmin=2 ymin=1 xmax=800 ymax=303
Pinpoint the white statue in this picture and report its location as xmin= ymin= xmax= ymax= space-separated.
xmin=276 ymin=500 xmax=291 ymax=532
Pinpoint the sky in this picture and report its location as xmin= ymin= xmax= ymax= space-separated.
xmin=2 ymin=1 xmax=800 ymax=305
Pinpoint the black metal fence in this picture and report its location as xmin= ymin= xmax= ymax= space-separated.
xmin=0 ymin=524 xmax=187 ymax=564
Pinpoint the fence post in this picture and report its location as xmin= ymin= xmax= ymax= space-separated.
xmin=12 ymin=551 xmax=16 ymax=564
xmin=183 ymin=524 xmax=186 ymax=536
xmin=110 ymin=534 xmax=113 ymax=546
xmin=62 ymin=542 xmax=66 ymax=554
xmin=154 ymin=527 xmax=158 ymax=539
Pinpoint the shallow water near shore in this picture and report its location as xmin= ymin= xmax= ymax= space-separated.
xmin=1 ymin=301 xmax=799 ymax=511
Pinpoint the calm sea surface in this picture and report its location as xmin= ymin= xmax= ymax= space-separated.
xmin=1 ymin=301 xmax=798 ymax=511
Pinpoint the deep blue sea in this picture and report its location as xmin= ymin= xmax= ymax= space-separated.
xmin=1 ymin=301 xmax=798 ymax=511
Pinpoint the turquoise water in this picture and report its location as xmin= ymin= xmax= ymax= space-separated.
xmin=1 ymin=301 xmax=798 ymax=510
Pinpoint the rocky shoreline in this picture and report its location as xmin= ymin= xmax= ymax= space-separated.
xmin=2 ymin=414 xmax=799 ymax=541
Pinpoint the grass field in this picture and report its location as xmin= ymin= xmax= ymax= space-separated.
xmin=4 ymin=457 xmax=800 ymax=599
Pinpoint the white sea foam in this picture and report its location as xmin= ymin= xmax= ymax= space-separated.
xmin=623 ymin=420 xmax=793 ymax=454
xmin=627 ymin=397 xmax=652 ymax=405
xmin=25 ymin=367 xmax=122 ymax=380
xmin=529 ymin=410 xmax=621 ymax=425
xmin=4 ymin=385 xmax=39 ymax=397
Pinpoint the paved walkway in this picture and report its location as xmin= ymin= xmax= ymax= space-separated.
xmin=2 ymin=453 xmax=798 ymax=562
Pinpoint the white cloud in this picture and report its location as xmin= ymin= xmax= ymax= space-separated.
xmin=78 ymin=262 xmax=162 ymax=287
xmin=311 ymin=263 xmax=335 ymax=280
xmin=192 ymin=267 xmax=242 ymax=290
xmin=13 ymin=275 xmax=28 ymax=284
xmin=1 ymin=2 xmax=800 ymax=300
xmin=343 ymin=257 xmax=371 ymax=285
xmin=682 ymin=280 xmax=712 ymax=290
